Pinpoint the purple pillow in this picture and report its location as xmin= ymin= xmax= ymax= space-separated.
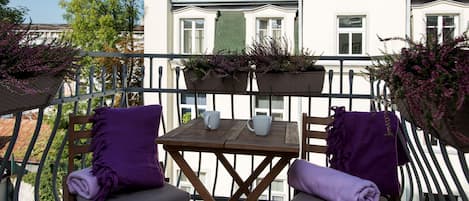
xmin=90 ymin=105 xmax=164 ymax=201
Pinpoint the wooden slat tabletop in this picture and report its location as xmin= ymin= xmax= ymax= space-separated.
xmin=156 ymin=119 xmax=299 ymax=155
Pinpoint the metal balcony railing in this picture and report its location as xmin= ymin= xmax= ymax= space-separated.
xmin=0 ymin=52 xmax=467 ymax=201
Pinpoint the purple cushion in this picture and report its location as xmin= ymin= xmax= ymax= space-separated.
xmin=90 ymin=105 xmax=164 ymax=201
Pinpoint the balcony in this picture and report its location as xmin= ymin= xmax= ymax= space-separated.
xmin=0 ymin=53 xmax=467 ymax=201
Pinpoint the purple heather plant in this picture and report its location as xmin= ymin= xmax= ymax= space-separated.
xmin=248 ymin=37 xmax=324 ymax=73
xmin=0 ymin=21 xmax=79 ymax=94
xmin=370 ymin=34 xmax=469 ymax=141
xmin=182 ymin=50 xmax=250 ymax=80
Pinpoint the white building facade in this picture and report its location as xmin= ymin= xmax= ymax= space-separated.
xmin=144 ymin=0 xmax=469 ymax=200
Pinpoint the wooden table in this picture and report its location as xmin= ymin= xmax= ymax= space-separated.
xmin=156 ymin=119 xmax=299 ymax=201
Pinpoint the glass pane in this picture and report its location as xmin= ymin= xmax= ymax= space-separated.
xmin=259 ymin=19 xmax=268 ymax=29
xmin=426 ymin=16 xmax=437 ymax=27
xmin=258 ymin=30 xmax=266 ymax=41
xmin=272 ymin=19 xmax=282 ymax=29
xmin=271 ymin=180 xmax=283 ymax=191
xmin=256 ymin=96 xmax=283 ymax=109
xmin=351 ymin=33 xmax=362 ymax=54
xmin=272 ymin=113 xmax=283 ymax=121
xmin=339 ymin=33 xmax=349 ymax=54
xmin=272 ymin=195 xmax=284 ymax=201
xmin=195 ymin=19 xmax=204 ymax=28
xmin=339 ymin=17 xmax=362 ymax=28
xmin=272 ymin=30 xmax=282 ymax=41
xmin=426 ymin=27 xmax=438 ymax=44
xmin=443 ymin=16 xmax=454 ymax=26
xmin=443 ymin=27 xmax=455 ymax=41
xmin=195 ymin=30 xmax=204 ymax=53
xmin=183 ymin=30 xmax=192 ymax=53
xmin=183 ymin=20 xmax=192 ymax=29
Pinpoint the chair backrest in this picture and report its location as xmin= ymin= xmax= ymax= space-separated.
xmin=64 ymin=114 xmax=94 ymax=201
xmin=301 ymin=113 xmax=333 ymax=160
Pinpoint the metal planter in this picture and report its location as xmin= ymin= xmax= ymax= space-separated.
xmin=184 ymin=71 xmax=249 ymax=93
xmin=256 ymin=70 xmax=325 ymax=96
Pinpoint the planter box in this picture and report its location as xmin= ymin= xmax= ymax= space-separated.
xmin=397 ymin=98 xmax=469 ymax=152
xmin=256 ymin=69 xmax=325 ymax=96
xmin=184 ymin=71 xmax=249 ymax=93
xmin=0 ymin=76 xmax=63 ymax=115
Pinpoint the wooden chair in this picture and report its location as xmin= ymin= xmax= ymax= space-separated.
xmin=64 ymin=115 xmax=190 ymax=201
xmin=293 ymin=113 xmax=393 ymax=201
xmin=300 ymin=113 xmax=333 ymax=160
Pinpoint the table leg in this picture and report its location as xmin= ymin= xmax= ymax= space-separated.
xmin=215 ymin=152 xmax=250 ymax=196
xmin=246 ymin=157 xmax=291 ymax=201
xmin=168 ymin=150 xmax=215 ymax=201
xmin=229 ymin=155 xmax=274 ymax=201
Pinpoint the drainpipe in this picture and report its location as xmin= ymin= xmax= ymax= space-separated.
xmin=298 ymin=0 xmax=303 ymax=123
xmin=406 ymin=0 xmax=411 ymax=38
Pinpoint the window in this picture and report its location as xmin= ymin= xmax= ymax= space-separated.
xmin=181 ymin=19 xmax=204 ymax=54
xmin=337 ymin=16 xmax=365 ymax=55
xmin=426 ymin=15 xmax=457 ymax=44
xmin=177 ymin=170 xmax=207 ymax=193
xmin=181 ymin=93 xmax=206 ymax=123
xmin=256 ymin=18 xmax=282 ymax=42
xmin=255 ymin=96 xmax=284 ymax=121
xmin=255 ymin=178 xmax=285 ymax=201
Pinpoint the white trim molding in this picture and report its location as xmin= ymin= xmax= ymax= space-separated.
xmin=173 ymin=6 xmax=217 ymax=54
xmin=244 ymin=5 xmax=297 ymax=51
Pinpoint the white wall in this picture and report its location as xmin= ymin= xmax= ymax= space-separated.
xmin=412 ymin=0 xmax=469 ymax=42
xmin=303 ymin=0 xmax=407 ymax=56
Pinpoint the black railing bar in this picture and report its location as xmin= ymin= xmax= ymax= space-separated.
xmin=193 ymin=152 xmax=202 ymax=201
xmin=53 ymin=120 xmax=69 ymax=201
xmin=14 ymin=108 xmax=44 ymax=201
xmin=398 ymin=166 xmax=405 ymax=200
xmin=423 ymin=133 xmax=455 ymax=201
xmin=369 ymin=70 xmax=376 ymax=112
xmin=409 ymin=124 xmax=436 ymax=201
xmin=194 ymin=92 xmax=199 ymax=118
xmin=140 ymin=66 xmax=145 ymax=104
xmin=400 ymin=119 xmax=423 ymax=200
xmin=81 ymin=51 xmax=374 ymax=61
xmin=50 ymin=90 xmax=122 ymax=105
xmin=212 ymin=154 xmax=219 ymax=195
xmin=158 ymin=66 xmax=168 ymax=174
xmin=149 ymin=57 xmax=154 ymax=88
xmin=376 ymin=80 xmax=382 ymax=112
xmin=403 ymin=164 xmax=414 ymax=201
xmin=100 ymin=66 xmax=106 ymax=107
xmin=231 ymin=94 xmax=235 ymax=119
xmin=124 ymin=87 xmax=375 ymax=99
xmin=111 ymin=66 xmax=117 ymax=106
xmin=73 ymin=68 xmax=81 ymax=113
xmin=439 ymin=143 xmax=469 ymax=201
xmin=175 ymin=67 xmax=182 ymax=126
xmin=230 ymin=154 xmax=237 ymax=197
xmin=339 ymin=59 xmax=344 ymax=94
xmin=35 ymin=86 xmax=64 ymax=201
xmin=249 ymin=72 xmax=253 ymax=118
xmin=457 ymin=151 xmax=469 ymax=184
xmin=397 ymin=118 xmax=423 ymax=200
xmin=349 ymin=70 xmax=354 ymax=110
xmin=327 ymin=70 xmax=333 ymax=117
xmin=120 ymin=65 xmax=128 ymax=107
xmin=0 ymin=112 xmax=22 ymax=176
xmin=269 ymin=95 xmax=272 ymax=116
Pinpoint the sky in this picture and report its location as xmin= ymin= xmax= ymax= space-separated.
xmin=8 ymin=0 xmax=66 ymax=24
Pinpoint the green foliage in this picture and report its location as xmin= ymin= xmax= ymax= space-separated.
xmin=182 ymin=112 xmax=192 ymax=124
xmin=0 ymin=0 xmax=27 ymax=23
xmin=59 ymin=0 xmax=142 ymax=52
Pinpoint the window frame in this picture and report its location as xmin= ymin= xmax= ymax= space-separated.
xmin=256 ymin=18 xmax=283 ymax=42
xmin=181 ymin=18 xmax=205 ymax=54
xmin=337 ymin=16 xmax=366 ymax=56
xmin=425 ymin=14 xmax=458 ymax=44
xmin=254 ymin=95 xmax=285 ymax=121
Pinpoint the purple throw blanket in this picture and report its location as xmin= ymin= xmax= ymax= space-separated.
xmin=327 ymin=107 xmax=409 ymax=197
xmin=288 ymin=159 xmax=380 ymax=201
xmin=67 ymin=167 xmax=100 ymax=200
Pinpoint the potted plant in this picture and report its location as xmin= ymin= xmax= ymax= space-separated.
xmin=182 ymin=50 xmax=250 ymax=93
xmin=370 ymin=34 xmax=469 ymax=152
xmin=248 ymin=38 xmax=325 ymax=96
xmin=0 ymin=21 xmax=79 ymax=115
